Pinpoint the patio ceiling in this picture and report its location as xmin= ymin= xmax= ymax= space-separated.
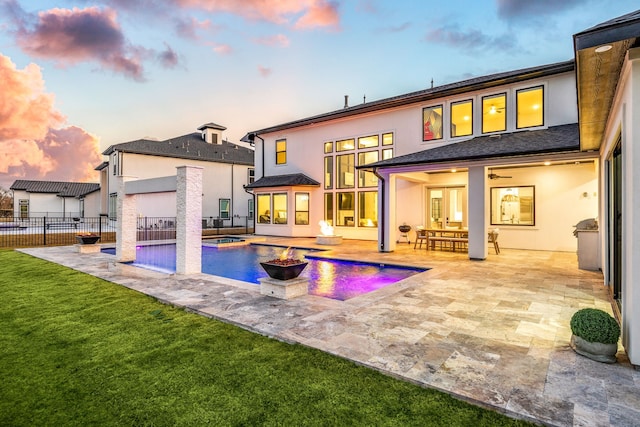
xmin=574 ymin=10 xmax=640 ymax=151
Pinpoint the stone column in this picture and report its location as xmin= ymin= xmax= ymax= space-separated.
xmin=116 ymin=176 xmax=137 ymax=263
xmin=468 ymin=165 xmax=488 ymax=260
xmin=176 ymin=165 xmax=203 ymax=274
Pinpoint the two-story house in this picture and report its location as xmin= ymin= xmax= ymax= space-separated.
xmin=98 ymin=123 xmax=255 ymax=226
xmin=244 ymin=11 xmax=640 ymax=365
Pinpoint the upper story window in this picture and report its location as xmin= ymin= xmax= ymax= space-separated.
xmin=451 ymin=99 xmax=473 ymax=137
xmin=517 ymin=86 xmax=543 ymax=129
xmin=275 ymin=139 xmax=286 ymax=164
xmin=358 ymin=135 xmax=379 ymax=149
xmin=324 ymin=141 xmax=333 ymax=153
xmin=382 ymin=132 xmax=393 ymax=145
xmin=482 ymin=93 xmax=507 ymax=134
xmin=336 ymin=138 xmax=355 ymax=151
xmin=423 ymin=105 xmax=443 ymax=141
xmin=248 ymin=168 xmax=255 ymax=184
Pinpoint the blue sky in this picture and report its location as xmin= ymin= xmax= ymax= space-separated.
xmin=0 ymin=0 xmax=638 ymax=188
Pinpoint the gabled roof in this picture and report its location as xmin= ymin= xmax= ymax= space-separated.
xmin=246 ymin=173 xmax=320 ymax=189
xmin=360 ymin=124 xmax=580 ymax=169
xmin=197 ymin=122 xmax=226 ymax=131
xmin=103 ymin=133 xmax=254 ymax=166
xmin=248 ymin=60 xmax=575 ymax=136
xmin=10 ymin=180 xmax=100 ymax=197
xmin=94 ymin=161 xmax=109 ymax=171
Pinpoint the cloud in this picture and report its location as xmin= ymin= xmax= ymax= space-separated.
xmin=173 ymin=16 xmax=213 ymax=39
xmin=158 ymin=43 xmax=179 ymax=68
xmin=0 ymin=54 xmax=101 ymax=189
xmin=258 ymin=65 xmax=272 ymax=77
xmin=496 ymin=0 xmax=585 ymax=20
xmin=211 ymin=43 xmax=232 ymax=55
xmin=425 ymin=25 xmax=518 ymax=53
xmin=254 ymin=34 xmax=291 ymax=47
xmin=382 ymin=22 xmax=411 ymax=33
xmin=173 ymin=0 xmax=340 ymax=29
xmin=3 ymin=3 xmax=180 ymax=81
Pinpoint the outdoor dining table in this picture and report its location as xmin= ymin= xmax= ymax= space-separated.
xmin=425 ymin=228 xmax=469 ymax=251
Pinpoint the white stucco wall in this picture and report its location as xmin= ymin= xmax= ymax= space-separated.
xmin=105 ymin=153 xmax=253 ymax=219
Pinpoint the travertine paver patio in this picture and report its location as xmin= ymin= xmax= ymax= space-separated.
xmin=19 ymin=238 xmax=640 ymax=427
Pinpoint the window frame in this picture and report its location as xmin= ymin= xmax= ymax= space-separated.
xmin=450 ymin=99 xmax=473 ymax=138
xmin=336 ymin=153 xmax=355 ymax=189
xmin=422 ymin=105 xmax=443 ymax=141
xmin=275 ymin=139 xmax=287 ymax=165
xmin=490 ymin=185 xmax=535 ymax=226
xmin=482 ymin=93 xmax=507 ymax=134
xmin=295 ymin=192 xmax=310 ymax=225
xmin=272 ymin=193 xmax=288 ymax=224
xmin=219 ymin=198 xmax=231 ymax=220
xmin=516 ymin=85 xmax=544 ymax=129
xmin=324 ymin=156 xmax=333 ymax=189
xmin=257 ymin=193 xmax=272 ymax=224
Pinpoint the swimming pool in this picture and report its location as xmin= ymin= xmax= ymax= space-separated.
xmin=102 ymin=244 xmax=426 ymax=301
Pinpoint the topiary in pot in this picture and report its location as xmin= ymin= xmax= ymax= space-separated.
xmin=570 ymin=308 xmax=620 ymax=363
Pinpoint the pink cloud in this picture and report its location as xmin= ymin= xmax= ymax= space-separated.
xmin=174 ymin=16 xmax=212 ymax=39
xmin=211 ymin=43 xmax=233 ymax=55
xmin=254 ymin=34 xmax=290 ymax=47
xmin=0 ymin=54 xmax=101 ymax=189
xmin=258 ymin=65 xmax=272 ymax=77
xmin=174 ymin=0 xmax=340 ymax=29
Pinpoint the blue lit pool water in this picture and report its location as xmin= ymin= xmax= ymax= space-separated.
xmin=102 ymin=244 xmax=426 ymax=301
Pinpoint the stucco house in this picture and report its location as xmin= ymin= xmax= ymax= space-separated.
xmin=10 ymin=180 xmax=100 ymax=218
xmin=98 ymin=123 xmax=255 ymax=226
xmin=243 ymin=11 xmax=640 ymax=366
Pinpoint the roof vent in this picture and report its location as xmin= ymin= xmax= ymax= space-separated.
xmin=344 ymin=95 xmax=349 ymax=108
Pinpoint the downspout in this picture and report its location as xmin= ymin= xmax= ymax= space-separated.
xmin=373 ymin=167 xmax=385 ymax=251
xmin=231 ymin=163 xmax=234 ymax=222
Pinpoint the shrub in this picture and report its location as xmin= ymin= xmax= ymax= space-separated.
xmin=570 ymin=308 xmax=620 ymax=344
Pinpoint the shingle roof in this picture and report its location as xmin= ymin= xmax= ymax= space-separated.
xmin=10 ymin=180 xmax=100 ymax=197
xmin=574 ymin=9 xmax=640 ymax=49
xmin=197 ymin=122 xmax=227 ymax=131
xmin=103 ymin=133 xmax=254 ymax=165
xmin=246 ymin=173 xmax=320 ymax=189
xmin=360 ymin=124 xmax=581 ymax=169
xmin=249 ymin=60 xmax=575 ymax=135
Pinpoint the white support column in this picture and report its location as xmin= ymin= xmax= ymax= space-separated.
xmin=176 ymin=165 xmax=203 ymax=275
xmin=378 ymin=171 xmax=396 ymax=252
xmin=116 ymin=176 xmax=137 ymax=263
xmin=468 ymin=165 xmax=488 ymax=260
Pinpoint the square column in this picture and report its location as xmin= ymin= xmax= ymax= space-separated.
xmin=176 ymin=166 xmax=203 ymax=274
xmin=468 ymin=166 xmax=488 ymax=260
xmin=116 ymin=176 xmax=137 ymax=263
xmin=379 ymin=172 xmax=396 ymax=252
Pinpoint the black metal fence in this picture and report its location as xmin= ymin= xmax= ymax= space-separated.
xmin=0 ymin=215 xmax=255 ymax=248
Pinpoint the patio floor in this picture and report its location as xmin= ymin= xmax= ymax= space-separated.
xmin=19 ymin=238 xmax=640 ymax=426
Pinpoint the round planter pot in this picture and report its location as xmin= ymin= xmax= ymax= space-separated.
xmin=570 ymin=334 xmax=618 ymax=364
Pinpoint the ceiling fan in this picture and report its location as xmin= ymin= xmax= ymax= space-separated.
xmin=488 ymin=169 xmax=512 ymax=180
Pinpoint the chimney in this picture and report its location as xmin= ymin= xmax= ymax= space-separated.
xmin=344 ymin=95 xmax=349 ymax=108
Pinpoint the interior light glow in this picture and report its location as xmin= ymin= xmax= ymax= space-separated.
xmin=451 ymin=168 xmax=457 ymax=173
xmin=544 ymin=161 xmax=551 ymax=166
xmin=595 ymin=45 xmax=612 ymax=53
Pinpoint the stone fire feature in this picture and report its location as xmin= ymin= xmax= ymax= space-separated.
xmin=316 ymin=235 xmax=343 ymax=245
xmin=259 ymin=276 xmax=309 ymax=299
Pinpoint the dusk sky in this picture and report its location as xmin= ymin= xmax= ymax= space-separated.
xmin=1 ymin=0 xmax=638 ymax=189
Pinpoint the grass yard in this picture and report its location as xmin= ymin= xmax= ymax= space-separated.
xmin=0 ymin=250 xmax=532 ymax=426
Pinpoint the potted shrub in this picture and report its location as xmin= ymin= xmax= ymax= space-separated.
xmin=570 ymin=308 xmax=620 ymax=363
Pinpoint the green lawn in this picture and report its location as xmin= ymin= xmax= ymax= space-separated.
xmin=0 ymin=250 xmax=531 ymax=426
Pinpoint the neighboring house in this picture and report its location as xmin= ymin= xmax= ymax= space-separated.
xmin=10 ymin=180 xmax=100 ymax=218
xmin=244 ymin=11 xmax=640 ymax=365
xmin=98 ymin=123 xmax=255 ymax=224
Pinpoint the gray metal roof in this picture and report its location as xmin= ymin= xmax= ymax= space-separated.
xmin=248 ymin=60 xmax=575 ymax=136
xmin=103 ymin=133 xmax=254 ymax=166
xmin=10 ymin=180 xmax=100 ymax=197
xmin=246 ymin=173 xmax=320 ymax=189
xmin=360 ymin=124 xmax=580 ymax=169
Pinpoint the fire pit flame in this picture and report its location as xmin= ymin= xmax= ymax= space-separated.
xmin=319 ymin=220 xmax=334 ymax=236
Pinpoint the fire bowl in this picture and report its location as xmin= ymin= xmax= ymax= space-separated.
xmin=260 ymin=261 xmax=308 ymax=281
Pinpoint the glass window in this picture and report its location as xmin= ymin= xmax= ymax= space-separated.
xmin=324 ymin=193 xmax=334 ymax=226
xmin=337 ymin=192 xmax=355 ymax=226
xmin=358 ymin=151 xmax=378 ymax=187
xmin=276 ymin=139 xmax=286 ymax=164
xmin=517 ymin=86 xmax=543 ymax=129
xmin=382 ymin=148 xmax=393 ymax=160
xmin=490 ymin=186 xmax=535 ymax=225
xmin=382 ymin=132 xmax=393 ymax=146
xmin=295 ymin=193 xmax=309 ymax=225
xmin=451 ymin=99 xmax=473 ymax=137
xmin=219 ymin=198 xmax=230 ymax=219
xmin=358 ymin=135 xmax=379 ymax=149
xmin=257 ymin=194 xmax=271 ymax=224
xmin=324 ymin=141 xmax=333 ymax=153
xmin=273 ymin=193 xmax=287 ymax=224
xmin=108 ymin=193 xmax=116 ymax=220
xmin=358 ymin=191 xmax=378 ymax=227
xmin=337 ymin=153 xmax=355 ymax=189
xmin=324 ymin=156 xmax=333 ymax=189
xmin=248 ymin=168 xmax=255 ymax=184
xmin=423 ymin=105 xmax=443 ymax=141
xmin=482 ymin=93 xmax=506 ymax=133
xmin=248 ymin=199 xmax=254 ymax=219
xmin=336 ymin=138 xmax=355 ymax=151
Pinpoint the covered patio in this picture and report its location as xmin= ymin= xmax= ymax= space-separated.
xmin=19 ymin=238 xmax=638 ymax=426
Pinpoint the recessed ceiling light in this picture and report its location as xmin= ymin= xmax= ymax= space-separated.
xmin=595 ymin=45 xmax=612 ymax=53
xmin=451 ymin=168 xmax=457 ymax=173
xmin=544 ymin=161 xmax=551 ymax=166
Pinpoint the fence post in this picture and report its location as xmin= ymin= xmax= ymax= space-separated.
xmin=99 ymin=216 xmax=102 ymax=236
xmin=43 ymin=216 xmax=47 ymax=246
